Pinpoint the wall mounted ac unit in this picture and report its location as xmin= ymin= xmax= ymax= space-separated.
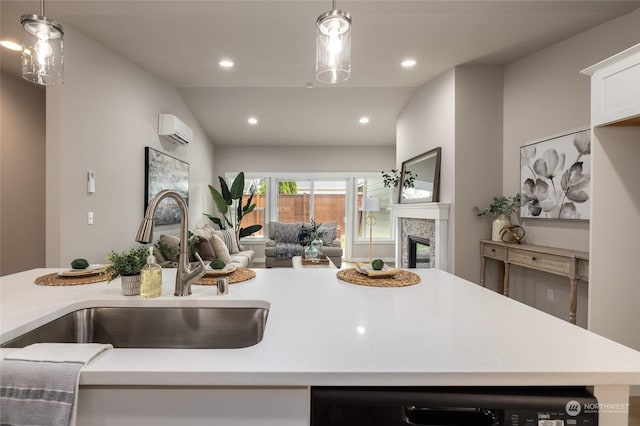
xmin=158 ymin=114 xmax=193 ymax=145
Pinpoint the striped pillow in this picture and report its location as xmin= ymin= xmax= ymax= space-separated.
xmin=213 ymin=229 xmax=239 ymax=254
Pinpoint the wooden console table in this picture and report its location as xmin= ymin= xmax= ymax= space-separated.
xmin=479 ymin=240 xmax=589 ymax=324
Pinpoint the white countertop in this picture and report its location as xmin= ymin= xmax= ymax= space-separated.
xmin=2 ymin=268 xmax=640 ymax=387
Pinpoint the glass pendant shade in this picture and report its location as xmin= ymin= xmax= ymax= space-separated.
xmin=20 ymin=14 xmax=64 ymax=86
xmin=316 ymin=9 xmax=351 ymax=84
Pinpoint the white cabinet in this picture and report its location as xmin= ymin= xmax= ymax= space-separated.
xmin=77 ymin=386 xmax=309 ymax=426
xmin=582 ymin=45 xmax=640 ymax=360
xmin=581 ymin=43 xmax=640 ymax=126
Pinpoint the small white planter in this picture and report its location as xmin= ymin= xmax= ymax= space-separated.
xmin=121 ymin=274 xmax=141 ymax=296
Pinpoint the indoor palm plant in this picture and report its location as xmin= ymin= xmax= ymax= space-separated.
xmin=204 ymin=172 xmax=262 ymax=238
xmin=473 ymin=194 xmax=521 ymax=242
xmin=104 ymin=246 xmax=149 ymax=296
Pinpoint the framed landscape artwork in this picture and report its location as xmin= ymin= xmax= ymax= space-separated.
xmin=520 ymin=129 xmax=590 ymax=220
xmin=145 ymin=147 xmax=189 ymax=225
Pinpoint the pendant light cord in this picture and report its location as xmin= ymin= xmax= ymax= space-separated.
xmin=40 ymin=0 xmax=45 ymax=16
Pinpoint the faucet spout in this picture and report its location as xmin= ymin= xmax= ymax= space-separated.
xmin=136 ymin=190 xmax=206 ymax=296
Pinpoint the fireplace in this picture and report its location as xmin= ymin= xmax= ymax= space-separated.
xmin=408 ymin=235 xmax=430 ymax=268
xmin=390 ymin=203 xmax=449 ymax=271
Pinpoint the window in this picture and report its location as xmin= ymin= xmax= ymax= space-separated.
xmin=275 ymin=179 xmax=347 ymax=242
xmin=239 ymin=177 xmax=266 ymax=238
xmin=276 ymin=179 xmax=310 ymax=223
xmin=356 ymin=177 xmax=392 ymax=240
xmin=234 ymin=173 xmax=393 ymax=258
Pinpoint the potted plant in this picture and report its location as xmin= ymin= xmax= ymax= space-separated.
xmin=298 ymin=218 xmax=326 ymax=262
xmin=473 ymin=194 xmax=521 ymax=242
xmin=204 ymin=172 xmax=262 ymax=239
xmin=382 ymin=169 xmax=416 ymax=204
xmin=104 ymin=246 xmax=149 ymax=296
xmin=381 ymin=169 xmax=416 ymax=189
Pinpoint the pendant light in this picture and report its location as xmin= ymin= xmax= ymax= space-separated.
xmin=20 ymin=0 xmax=64 ymax=86
xmin=315 ymin=0 xmax=351 ymax=84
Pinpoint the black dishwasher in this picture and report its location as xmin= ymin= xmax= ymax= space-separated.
xmin=311 ymin=386 xmax=598 ymax=425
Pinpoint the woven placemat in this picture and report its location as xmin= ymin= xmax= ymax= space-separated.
xmin=35 ymin=272 xmax=108 ymax=286
xmin=195 ymin=267 xmax=256 ymax=285
xmin=337 ymin=268 xmax=420 ymax=287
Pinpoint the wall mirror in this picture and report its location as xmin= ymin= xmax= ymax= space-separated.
xmin=399 ymin=147 xmax=441 ymax=203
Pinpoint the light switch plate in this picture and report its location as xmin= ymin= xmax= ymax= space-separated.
xmin=88 ymin=171 xmax=96 ymax=193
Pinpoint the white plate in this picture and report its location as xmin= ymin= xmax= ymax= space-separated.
xmin=204 ymin=264 xmax=236 ymax=276
xmin=355 ymin=262 xmax=400 ymax=277
xmin=58 ymin=264 xmax=108 ymax=277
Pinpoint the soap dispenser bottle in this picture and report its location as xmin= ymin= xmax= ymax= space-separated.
xmin=140 ymin=246 xmax=162 ymax=298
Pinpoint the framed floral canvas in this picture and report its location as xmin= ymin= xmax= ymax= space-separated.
xmin=520 ymin=129 xmax=590 ymax=220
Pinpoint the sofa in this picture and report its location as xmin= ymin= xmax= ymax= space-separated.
xmin=155 ymin=223 xmax=255 ymax=268
xmin=264 ymin=221 xmax=343 ymax=268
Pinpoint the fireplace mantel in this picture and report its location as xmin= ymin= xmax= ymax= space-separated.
xmin=390 ymin=203 xmax=450 ymax=271
xmin=390 ymin=203 xmax=450 ymax=221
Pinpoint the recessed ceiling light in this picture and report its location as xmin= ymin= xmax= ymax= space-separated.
xmin=0 ymin=40 xmax=22 ymax=51
xmin=359 ymin=116 xmax=370 ymax=124
xmin=247 ymin=117 xmax=258 ymax=125
xmin=219 ymin=59 xmax=234 ymax=68
xmin=401 ymin=59 xmax=417 ymax=68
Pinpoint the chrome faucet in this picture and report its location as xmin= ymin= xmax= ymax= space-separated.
xmin=135 ymin=190 xmax=206 ymax=296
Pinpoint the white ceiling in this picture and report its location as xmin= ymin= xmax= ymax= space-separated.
xmin=2 ymin=0 xmax=639 ymax=146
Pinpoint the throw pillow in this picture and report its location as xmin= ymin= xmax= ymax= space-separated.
xmin=193 ymin=238 xmax=215 ymax=261
xmin=213 ymin=229 xmax=239 ymax=254
xmin=188 ymin=228 xmax=216 ymax=261
xmin=317 ymin=224 xmax=337 ymax=246
xmin=158 ymin=235 xmax=180 ymax=262
xmin=274 ymin=222 xmax=302 ymax=244
xmin=191 ymin=225 xmax=215 ymax=241
xmin=210 ymin=234 xmax=232 ymax=263
xmin=153 ymin=246 xmax=167 ymax=264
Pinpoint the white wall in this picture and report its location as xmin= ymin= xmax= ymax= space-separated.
xmin=396 ymin=67 xmax=503 ymax=281
xmin=502 ymin=7 xmax=640 ymax=328
xmin=46 ymin=27 xmax=215 ymax=267
xmin=214 ymin=145 xmax=395 ymax=175
xmin=397 ymin=71 xmax=456 ymax=204
xmin=396 ymin=70 xmax=456 ymax=271
xmin=0 ymin=71 xmax=46 ymax=275
xmin=454 ymin=66 xmax=504 ymax=283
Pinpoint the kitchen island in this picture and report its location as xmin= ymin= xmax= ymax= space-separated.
xmin=2 ymin=267 xmax=640 ymax=425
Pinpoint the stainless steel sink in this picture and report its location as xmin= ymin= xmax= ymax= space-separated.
xmin=1 ymin=306 xmax=269 ymax=349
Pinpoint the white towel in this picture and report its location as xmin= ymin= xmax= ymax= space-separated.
xmin=0 ymin=343 xmax=112 ymax=426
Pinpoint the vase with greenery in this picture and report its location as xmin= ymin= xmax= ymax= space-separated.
xmin=104 ymin=246 xmax=149 ymax=296
xmin=381 ymin=169 xmax=416 ymax=189
xmin=299 ymin=219 xmax=325 ymax=261
xmin=204 ymin=172 xmax=263 ymax=239
xmin=381 ymin=169 xmax=416 ymax=204
xmin=473 ymin=194 xmax=521 ymax=241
